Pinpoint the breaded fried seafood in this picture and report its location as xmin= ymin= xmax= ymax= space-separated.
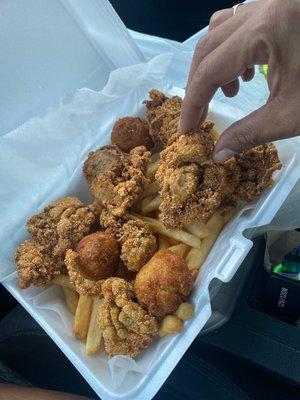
xmin=86 ymin=145 xmax=151 ymax=217
xmin=65 ymin=249 xmax=104 ymax=298
xmin=144 ymin=89 xmax=168 ymax=122
xmin=98 ymin=278 xmax=158 ymax=357
xmin=135 ymin=250 xmax=193 ymax=317
xmin=119 ymin=220 xmax=157 ymax=272
xmin=234 ymin=143 xmax=282 ymax=201
xmin=15 ymin=197 xmax=98 ymax=288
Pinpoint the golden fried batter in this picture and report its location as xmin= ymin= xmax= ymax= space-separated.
xmin=161 ymin=164 xmax=200 ymax=209
xmin=157 ymin=156 xmax=239 ymax=228
xmin=83 ymin=145 xmax=122 ymax=184
xmin=99 ymin=209 xmax=125 ymax=237
xmin=149 ymin=95 xmax=182 ymax=148
xmin=153 ymin=101 xmax=281 ymax=228
xmin=156 ymin=130 xmax=214 ymax=179
xmin=98 ymin=278 xmax=158 ymax=358
xmin=135 ymin=250 xmax=193 ymax=317
xmin=65 ymin=249 xmax=104 ymax=297
xmin=119 ymin=220 xmax=157 ymax=272
xmin=148 ymin=90 xmax=215 ymax=151
xmin=76 ymin=232 xmax=119 ymax=280
xmin=235 ymin=143 xmax=282 ymax=201
xmin=15 ymin=197 xmax=98 ymax=289
xmin=15 ymin=240 xmax=60 ymax=289
xmin=111 ymin=117 xmax=153 ymax=152
xmin=90 ymin=146 xmax=151 ymax=217
xmin=144 ymin=89 xmax=168 ymax=122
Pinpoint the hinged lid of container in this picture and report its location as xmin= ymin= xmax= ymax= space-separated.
xmin=0 ymin=0 xmax=143 ymax=137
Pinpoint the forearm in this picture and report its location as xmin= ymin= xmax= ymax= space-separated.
xmin=0 ymin=384 xmax=92 ymax=400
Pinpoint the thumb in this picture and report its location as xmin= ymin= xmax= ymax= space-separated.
xmin=213 ymin=100 xmax=294 ymax=163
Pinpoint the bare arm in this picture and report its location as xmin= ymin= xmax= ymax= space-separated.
xmin=180 ymin=0 xmax=300 ymax=162
xmin=0 ymin=384 xmax=92 ymax=400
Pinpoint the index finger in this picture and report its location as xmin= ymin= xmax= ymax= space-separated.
xmin=179 ymin=28 xmax=253 ymax=132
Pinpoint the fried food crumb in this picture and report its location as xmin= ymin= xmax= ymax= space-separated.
xmin=98 ymin=278 xmax=158 ymax=358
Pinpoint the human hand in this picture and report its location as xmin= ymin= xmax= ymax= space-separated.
xmin=179 ymin=0 xmax=300 ymax=163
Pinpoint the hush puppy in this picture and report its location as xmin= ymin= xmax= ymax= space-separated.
xmin=111 ymin=117 xmax=153 ymax=152
xmin=135 ymin=250 xmax=193 ymax=317
xmin=76 ymin=232 xmax=119 ymax=280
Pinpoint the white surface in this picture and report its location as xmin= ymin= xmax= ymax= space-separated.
xmin=1 ymin=54 xmax=300 ymax=400
xmin=0 ymin=0 xmax=143 ymax=137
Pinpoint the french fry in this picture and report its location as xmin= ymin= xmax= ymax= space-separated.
xmin=74 ymin=295 xmax=93 ymax=340
xmin=191 ymin=269 xmax=199 ymax=280
xmin=211 ymin=127 xmax=219 ymax=141
xmin=158 ymin=234 xmax=169 ymax=250
xmin=141 ymin=194 xmax=161 ymax=214
xmin=175 ymin=302 xmax=194 ymax=321
xmin=146 ymin=160 xmax=159 ymax=180
xmin=141 ymin=180 xmax=160 ymax=198
xmin=126 ymin=213 xmax=202 ymax=249
xmin=167 ymin=237 xmax=179 ymax=246
xmin=169 ymin=243 xmax=190 ymax=258
xmin=222 ymin=207 xmax=236 ymax=224
xmin=151 ymin=152 xmax=160 ymax=163
xmin=186 ymin=233 xmax=218 ymax=271
xmin=63 ymin=287 xmax=79 ymax=315
xmin=186 ymin=248 xmax=204 ymax=271
xmin=206 ymin=211 xmax=224 ymax=235
xmin=85 ymin=298 xmax=103 ymax=356
xmin=185 ymin=221 xmax=210 ymax=239
xmin=53 ymin=274 xmax=76 ymax=290
xmin=159 ymin=315 xmax=183 ymax=337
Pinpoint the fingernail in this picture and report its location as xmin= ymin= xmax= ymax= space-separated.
xmin=213 ymin=148 xmax=236 ymax=164
xmin=178 ymin=117 xmax=184 ymax=133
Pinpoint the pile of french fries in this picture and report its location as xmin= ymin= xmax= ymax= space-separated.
xmin=53 ymin=275 xmax=103 ymax=356
xmin=51 ymin=135 xmax=236 ymax=355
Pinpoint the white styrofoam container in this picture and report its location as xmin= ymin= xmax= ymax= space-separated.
xmin=1 ymin=1 xmax=300 ymax=400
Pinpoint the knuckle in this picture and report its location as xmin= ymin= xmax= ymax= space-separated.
xmin=195 ymin=36 xmax=209 ymax=58
xmin=209 ymin=10 xmax=223 ymax=29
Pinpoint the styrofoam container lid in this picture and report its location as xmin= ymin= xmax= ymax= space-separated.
xmin=0 ymin=0 xmax=143 ymax=137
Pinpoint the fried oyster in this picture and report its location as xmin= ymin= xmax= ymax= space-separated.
xmin=15 ymin=197 xmax=98 ymax=289
xmin=84 ymin=145 xmax=151 ymax=217
xmin=98 ymin=278 xmax=158 ymax=358
xmin=119 ymin=220 xmax=157 ymax=272
xmin=235 ymin=143 xmax=282 ymax=201
xmin=144 ymin=89 xmax=168 ymax=122
xmin=152 ymin=96 xmax=282 ymax=228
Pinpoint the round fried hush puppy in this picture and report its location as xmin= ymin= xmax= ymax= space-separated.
xmin=76 ymin=232 xmax=119 ymax=280
xmin=111 ymin=117 xmax=153 ymax=153
xmin=135 ymin=250 xmax=193 ymax=317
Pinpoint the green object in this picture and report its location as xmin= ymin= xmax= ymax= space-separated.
xmin=259 ymin=64 xmax=268 ymax=79
xmin=273 ymin=264 xmax=282 ymax=274
xmin=272 ymin=246 xmax=300 ymax=281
